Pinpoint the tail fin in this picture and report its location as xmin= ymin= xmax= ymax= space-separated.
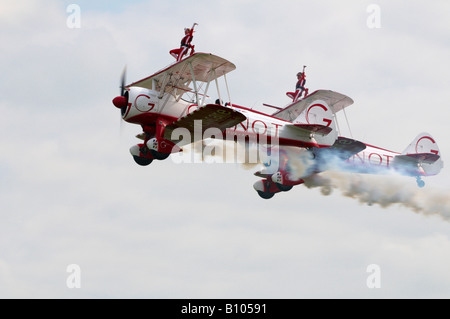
xmin=397 ymin=132 xmax=443 ymax=176
xmin=402 ymin=132 xmax=440 ymax=156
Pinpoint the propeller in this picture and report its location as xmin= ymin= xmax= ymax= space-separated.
xmin=113 ymin=66 xmax=129 ymax=115
xmin=120 ymin=66 xmax=127 ymax=97
xmin=112 ymin=66 xmax=128 ymax=135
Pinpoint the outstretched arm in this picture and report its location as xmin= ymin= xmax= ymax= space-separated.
xmin=189 ymin=23 xmax=198 ymax=37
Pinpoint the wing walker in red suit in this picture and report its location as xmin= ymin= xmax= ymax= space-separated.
xmin=112 ymin=48 xmax=443 ymax=200
xmin=170 ymin=23 xmax=198 ymax=62
xmin=286 ymin=66 xmax=309 ymax=102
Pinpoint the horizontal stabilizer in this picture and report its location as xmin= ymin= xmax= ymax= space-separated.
xmin=395 ymin=153 xmax=440 ymax=165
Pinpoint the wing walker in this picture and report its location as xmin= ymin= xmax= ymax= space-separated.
xmin=112 ymin=25 xmax=443 ymax=199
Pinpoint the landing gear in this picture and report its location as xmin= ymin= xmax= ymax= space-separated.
xmin=133 ymin=156 xmax=153 ymax=166
xmin=275 ymin=183 xmax=293 ymax=192
xmin=253 ymin=179 xmax=286 ymax=199
xmin=253 ymin=173 xmax=304 ymax=199
xmin=416 ymin=176 xmax=425 ymax=188
xmin=130 ymin=144 xmax=154 ymax=166
xmin=256 ymin=182 xmax=292 ymax=199
xmin=129 ymin=141 xmax=173 ymax=166
xmin=150 ymin=150 xmax=170 ymax=160
xmin=257 ymin=190 xmax=275 ymax=199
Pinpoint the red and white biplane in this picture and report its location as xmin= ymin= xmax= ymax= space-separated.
xmin=112 ymin=52 xmax=443 ymax=199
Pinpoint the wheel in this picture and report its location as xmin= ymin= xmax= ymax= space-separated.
xmin=275 ymin=183 xmax=293 ymax=192
xmin=133 ymin=156 xmax=153 ymax=166
xmin=257 ymin=190 xmax=275 ymax=199
xmin=150 ymin=150 xmax=170 ymax=160
xmin=417 ymin=179 xmax=425 ymax=188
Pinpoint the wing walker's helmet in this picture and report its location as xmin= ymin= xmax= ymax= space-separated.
xmin=297 ymin=72 xmax=303 ymax=77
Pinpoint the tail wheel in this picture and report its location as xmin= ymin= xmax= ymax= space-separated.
xmin=416 ymin=177 xmax=425 ymax=188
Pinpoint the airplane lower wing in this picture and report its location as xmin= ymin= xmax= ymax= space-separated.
xmin=252 ymin=136 xmax=366 ymax=199
xmin=286 ymin=123 xmax=333 ymax=136
xmin=254 ymin=137 xmax=366 ymax=180
xmin=313 ymin=136 xmax=367 ymax=161
xmin=164 ymin=104 xmax=246 ymax=142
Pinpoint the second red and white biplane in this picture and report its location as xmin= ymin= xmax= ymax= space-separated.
xmin=112 ymin=52 xmax=443 ymax=199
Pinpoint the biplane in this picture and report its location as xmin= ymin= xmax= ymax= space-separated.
xmin=112 ymin=53 xmax=443 ymax=199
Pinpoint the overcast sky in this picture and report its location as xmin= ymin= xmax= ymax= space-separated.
xmin=1 ymin=0 xmax=450 ymax=298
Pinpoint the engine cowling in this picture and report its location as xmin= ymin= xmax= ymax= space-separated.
xmin=113 ymin=87 xmax=160 ymax=121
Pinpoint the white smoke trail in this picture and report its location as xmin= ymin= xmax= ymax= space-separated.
xmin=279 ymin=147 xmax=450 ymax=221
xmin=178 ymin=139 xmax=262 ymax=170
xmin=180 ymin=139 xmax=450 ymax=221
xmin=303 ymin=170 xmax=450 ymax=221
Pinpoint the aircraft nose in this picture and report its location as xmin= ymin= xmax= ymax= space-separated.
xmin=113 ymin=96 xmax=127 ymax=108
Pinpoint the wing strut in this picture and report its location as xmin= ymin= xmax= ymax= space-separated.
xmin=200 ymin=69 xmax=214 ymax=107
xmin=188 ymin=62 xmax=199 ymax=105
xmin=157 ymin=72 xmax=170 ymax=100
xmin=224 ymin=73 xmax=232 ymax=106
xmin=342 ymin=107 xmax=353 ymax=138
xmin=213 ymin=69 xmax=222 ymax=105
xmin=333 ymin=111 xmax=341 ymax=136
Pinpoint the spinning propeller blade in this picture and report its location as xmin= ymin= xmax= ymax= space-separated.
xmin=113 ymin=66 xmax=129 ymax=110
xmin=112 ymin=66 xmax=129 ymax=135
xmin=120 ymin=66 xmax=127 ymax=96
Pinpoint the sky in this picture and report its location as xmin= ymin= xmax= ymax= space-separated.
xmin=1 ymin=0 xmax=450 ymax=299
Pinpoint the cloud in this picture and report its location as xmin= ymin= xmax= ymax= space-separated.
xmin=1 ymin=0 xmax=450 ymax=298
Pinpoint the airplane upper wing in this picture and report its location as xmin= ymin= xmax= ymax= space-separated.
xmin=126 ymin=53 xmax=236 ymax=100
xmin=272 ymin=90 xmax=354 ymax=122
